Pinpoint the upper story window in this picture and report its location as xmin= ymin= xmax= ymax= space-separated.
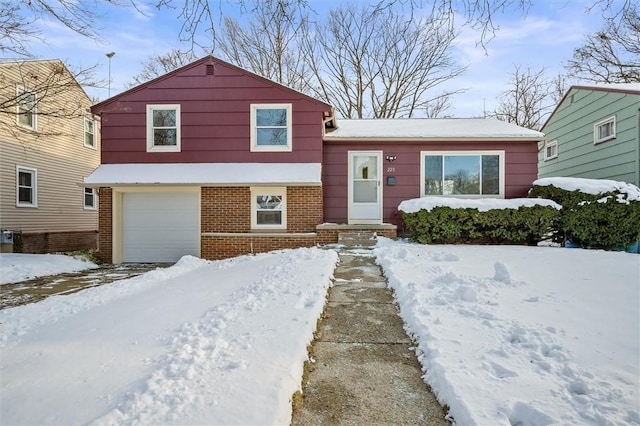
xmin=146 ymin=104 xmax=181 ymax=152
xmin=16 ymin=85 xmax=37 ymax=130
xmin=16 ymin=166 xmax=37 ymax=208
xmin=84 ymin=116 xmax=96 ymax=148
xmin=250 ymin=104 xmax=292 ymax=152
xmin=421 ymin=151 xmax=504 ymax=197
xmin=84 ymin=187 xmax=97 ymax=209
xmin=251 ymin=187 xmax=287 ymax=230
xmin=594 ymin=116 xmax=615 ymax=144
xmin=544 ymin=140 xmax=558 ymax=161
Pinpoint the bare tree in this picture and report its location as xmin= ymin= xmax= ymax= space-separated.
xmin=0 ymin=0 xmax=115 ymax=58
xmin=491 ymin=65 xmax=562 ymax=130
xmin=161 ymin=0 xmax=533 ymax=53
xmin=301 ymin=5 xmax=465 ymax=118
xmin=129 ymin=49 xmax=200 ymax=86
xmin=217 ymin=1 xmax=312 ymax=92
xmin=567 ymin=2 xmax=640 ymax=83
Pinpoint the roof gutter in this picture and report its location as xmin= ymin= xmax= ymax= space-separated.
xmin=323 ymin=136 xmax=547 ymax=143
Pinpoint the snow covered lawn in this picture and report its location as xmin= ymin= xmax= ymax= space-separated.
xmin=374 ymin=238 xmax=640 ymax=425
xmin=0 ymin=253 xmax=98 ymax=285
xmin=0 ymin=248 xmax=338 ymax=425
xmin=1 ymin=242 xmax=638 ymax=425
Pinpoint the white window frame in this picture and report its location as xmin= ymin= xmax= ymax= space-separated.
xmin=146 ymin=104 xmax=181 ymax=152
xmin=16 ymin=85 xmax=37 ymax=130
xmin=250 ymin=186 xmax=287 ymax=230
xmin=83 ymin=187 xmax=97 ymax=210
xmin=250 ymin=104 xmax=292 ymax=152
xmin=594 ymin=116 xmax=616 ymax=144
xmin=84 ymin=116 xmax=96 ymax=148
xmin=420 ymin=150 xmax=505 ymax=198
xmin=544 ymin=140 xmax=558 ymax=161
xmin=16 ymin=166 xmax=38 ymax=208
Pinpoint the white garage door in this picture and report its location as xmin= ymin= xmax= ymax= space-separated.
xmin=122 ymin=192 xmax=199 ymax=263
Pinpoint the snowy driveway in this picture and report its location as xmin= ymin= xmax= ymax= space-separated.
xmin=0 ymin=249 xmax=338 ymax=425
xmin=0 ymin=263 xmax=167 ymax=309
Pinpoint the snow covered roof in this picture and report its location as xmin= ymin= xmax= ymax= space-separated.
xmin=570 ymin=83 xmax=640 ymax=94
xmin=324 ymin=118 xmax=545 ymax=141
xmin=83 ymin=163 xmax=322 ymax=186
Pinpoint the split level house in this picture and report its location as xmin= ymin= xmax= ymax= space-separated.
xmin=85 ymin=56 xmax=545 ymax=263
xmin=0 ymin=59 xmax=100 ymax=253
xmin=539 ymin=83 xmax=640 ymax=186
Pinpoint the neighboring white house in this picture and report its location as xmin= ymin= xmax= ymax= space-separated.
xmin=0 ymin=59 xmax=100 ymax=253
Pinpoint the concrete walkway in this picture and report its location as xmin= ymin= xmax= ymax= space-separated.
xmin=291 ymin=237 xmax=450 ymax=425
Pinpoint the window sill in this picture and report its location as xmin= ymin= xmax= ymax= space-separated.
xmin=594 ymin=136 xmax=615 ymax=145
xmin=250 ymin=145 xmax=292 ymax=153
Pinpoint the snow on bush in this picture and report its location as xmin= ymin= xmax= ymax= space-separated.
xmin=534 ymin=177 xmax=640 ymax=201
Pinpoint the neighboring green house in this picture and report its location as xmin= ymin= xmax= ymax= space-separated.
xmin=539 ymin=84 xmax=640 ymax=186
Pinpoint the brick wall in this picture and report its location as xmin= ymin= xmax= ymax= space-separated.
xmin=18 ymin=230 xmax=98 ymax=253
xmin=201 ymin=187 xmax=251 ymax=232
xmin=97 ymin=187 xmax=113 ymax=263
xmin=201 ymin=185 xmax=323 ymax=260
xmin=287 ymin=186 xmax=323 ymax=232
xmin=201 ymin=235 xmax=317 ymax=260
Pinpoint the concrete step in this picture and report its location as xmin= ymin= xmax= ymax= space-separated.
xmin=337 ymin=231 xmax=377 ymax=247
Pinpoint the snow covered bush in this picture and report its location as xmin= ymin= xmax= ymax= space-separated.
xmin=399 ymin=198 xmax=560 ymax=245
xmin=530 ymin=177 xmax=640 ymax=251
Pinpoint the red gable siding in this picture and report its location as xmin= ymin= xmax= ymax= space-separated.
xmin=323 ymin=140 xmax=539 ymax=230
xmin=93 ymin=57 xmax=332 ymax=164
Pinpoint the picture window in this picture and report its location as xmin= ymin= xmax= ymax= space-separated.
xmin=421 ymin=151 xmax=504 ymax=197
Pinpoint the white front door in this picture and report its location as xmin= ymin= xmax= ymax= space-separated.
xmin=348 ymin=151 xmax=382 ymax=224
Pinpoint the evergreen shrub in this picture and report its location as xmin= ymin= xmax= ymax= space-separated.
xmin=402 ymin=204 xmax=560 ymax=245
xmin=529 ymin=184 xmax=640 ymax=251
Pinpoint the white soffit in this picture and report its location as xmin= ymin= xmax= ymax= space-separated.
xmin=84 ymin=163 xmax=322 ymax=186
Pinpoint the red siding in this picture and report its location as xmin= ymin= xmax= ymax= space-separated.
xmin=94 ymin=58 xmax=331 ymax=164
xmin=323 ymin=140 xmax=539 ymax=230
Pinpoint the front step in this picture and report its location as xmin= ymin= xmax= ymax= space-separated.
xmin=338 ymin=231 xmax=377 ymax=247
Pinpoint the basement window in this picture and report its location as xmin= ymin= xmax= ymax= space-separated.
xmin=251 ymin=187 xmax=287 ymax=230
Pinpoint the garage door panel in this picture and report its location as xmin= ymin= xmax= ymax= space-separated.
xmin=122 ymin=192 xmax=199 ymax=263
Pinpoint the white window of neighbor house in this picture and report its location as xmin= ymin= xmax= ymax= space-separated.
xmin=16 ymin=166 xmax=37 ymax=207
xmin=544 ymin=140 xmax=558 ymax=161
xmin=16 ymin=85 xmax=37 ymax=130
xmin=594 ymin=116 xmax=616 ymax=144
xmin=251 ymin=187 xmax=287 ymax=229
xmin=250 ymin=104 xmax=292 ymax=152
xmin=421 ymin=151 xmax=505 ymax=197
xmin=84 ymin=116 xmax=96 ymax=148
xmin=146 ymin=104 xmax=181 ymax=152
xmin=84 ymin=187 xmax=97 ymax=209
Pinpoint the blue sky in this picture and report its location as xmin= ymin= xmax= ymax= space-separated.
xmin=22 ymin=0 xmax=614 ymax=117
